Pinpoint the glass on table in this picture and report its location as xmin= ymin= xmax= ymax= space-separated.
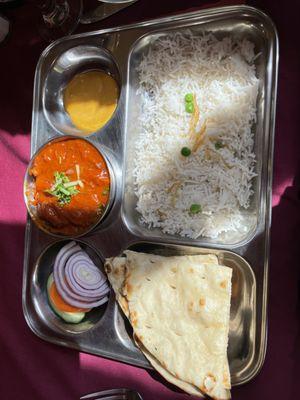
xmin=36 ymin=0 xmax=138 ymax=41
xmin=36 ymin=0 xmax=83 ymax=41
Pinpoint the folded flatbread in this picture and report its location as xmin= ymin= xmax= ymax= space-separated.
xmin=105 ymin=251 xmax=232 ymax=400
xmin=105 ymin=256 xmax=205 ymax=397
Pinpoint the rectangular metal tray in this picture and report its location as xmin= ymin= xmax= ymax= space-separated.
xmin=22 ymin=5 xmax=278 ymax=387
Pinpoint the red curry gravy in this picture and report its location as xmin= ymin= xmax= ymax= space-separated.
xmin=29 ymin=138 xmax=110 ymax=236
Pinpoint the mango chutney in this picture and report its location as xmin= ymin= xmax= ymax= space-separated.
xmin=63 ymin=70 xmax=119 ymax=134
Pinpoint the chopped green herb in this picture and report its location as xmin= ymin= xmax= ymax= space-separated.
xmin=181 ymin=147 xmax=191 ymax=157
xmin=102 ymin=187 xmax=110 ymax=196
xmin=185 ymin=102 xmax=194 ymax=113
xmin=215 ymin=140 xmax=224 ymax=150
xmin=98 ymin=204 xmax=106 ymax=214
xmin=59 ymin=186 xmax=71 ymax=196
xmin=45 ymin=171 xmax=81 ymax=205
xmin=184 ymin=93 xmax=193 ymax=103
xmin=189 ymin=203 xmax=202 ymax=215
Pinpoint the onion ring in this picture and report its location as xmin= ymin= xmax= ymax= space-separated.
xmin=53 ymin=242 xmax=110 ymax=309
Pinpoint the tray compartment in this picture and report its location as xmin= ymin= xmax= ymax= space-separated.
xmin=127 ymin=242 xmax=256 ymax=385
xmin=25 ymin=236 xmax=150 ymax=368
xmin=43 ymin=45 xmax=121 ymax=137
xmin=122 ymin=9 xmax=277 ymax=248
xmin=31 ymin=240 xmax=110 ymax=334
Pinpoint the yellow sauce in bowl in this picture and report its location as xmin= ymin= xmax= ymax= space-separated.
xmin=63 ymin=70 xmax=119 ymax=134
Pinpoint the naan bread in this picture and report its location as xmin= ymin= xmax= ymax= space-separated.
xmin=105 ymin=257 xmax=129 ymax=316
xmin=105 ymin=256 xmax=205 ymax=398
xmin=105 ymin=251 xmax=232 ymax=400
xmin=134 ymin=335 xmax=205 ymax=397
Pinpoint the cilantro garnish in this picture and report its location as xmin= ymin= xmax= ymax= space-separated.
xmin=45 ymin=171 xmax=82 ymax=205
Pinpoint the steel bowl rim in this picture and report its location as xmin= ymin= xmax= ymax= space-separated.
xmin=23 ymin=135 xmax=116 ymax=239
xmin=42 ymin=45 xmax=122 ymax=138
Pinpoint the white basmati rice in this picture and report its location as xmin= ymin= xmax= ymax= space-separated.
xmin=133 ymin=32 xmax=259 ymax=239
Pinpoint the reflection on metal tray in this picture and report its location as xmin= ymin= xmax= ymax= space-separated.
xmin=23 ymin=5 xmax=278 ymax=388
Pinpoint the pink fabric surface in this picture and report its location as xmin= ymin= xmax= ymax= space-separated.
xmin=0 ymin=0 xmax=299 ymax=399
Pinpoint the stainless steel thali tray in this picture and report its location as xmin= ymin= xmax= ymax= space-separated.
xmin=22 ymin=5 xmax=278 ymax=387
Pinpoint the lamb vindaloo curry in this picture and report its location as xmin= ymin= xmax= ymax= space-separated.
xmin=29 ymin=138 xmax=110 ymax=235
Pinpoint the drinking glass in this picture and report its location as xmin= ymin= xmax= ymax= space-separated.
xmin=37 ymin=0 xmax=137 ymax=41
xmin=36 ymin=0 xmax=83 ymax=41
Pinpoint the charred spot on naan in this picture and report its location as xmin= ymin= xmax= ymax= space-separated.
xmin=119 ymin=297 xmax=129 ymax=316
xmin=122 ymin=277 xmax=133 ymax=298
xmin=129 ymin=310 xmax=138 ymax=327
xmin=114 ymin=266 xmax=120 ymax=275
xmin=133 ymin=332 xmax=141 ymax=345
xmin=126 ymin=282 xmax=133 ymax=295
xmin=199 ymin=298 xmax=206 ymax=306
xmin=187 ymin=301 xmax=194 ymax=312
xmin=203 ymin=373 xmax=217 ymax=392
xmin=105 ymin=265 xmax=111 ymax=274
xmin=220 ymin=280 xmax=228 ymax=289
xmin=223 ymin=371 xmax=231 ymax=389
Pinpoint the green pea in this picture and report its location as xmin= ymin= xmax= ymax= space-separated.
xmin=184 ymin=93 xmax=193 ymax=103
xmin=181 ymin=147 xmax=191 ymax=157
xmin=189 ymin=204 xmax=202 ymax=214
xmin=215 ymin=141 xmax=224 ymax=150
xmin=185 ymin=102 xmax=194 ymax=113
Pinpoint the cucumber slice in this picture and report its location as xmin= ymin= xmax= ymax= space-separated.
xmin=47 ymin=274 xmax=85 ymax=324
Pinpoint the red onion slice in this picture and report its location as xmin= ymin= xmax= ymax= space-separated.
xmin=66 ymin=253 xmax=106 ymax=289
xmin=64 ymin=255 xmax=109 ymax=300
xmin=53 ymin=241 xmax=80 ymax=293
xmin=53 ymin=241 xmax=110 ymax=309
xmin=66 ymin=260 xmax=109 ymax=300
xmin=96 ymin=295 xmax=109 ymax=307
xmin=72 ymin=262 xmax=108 ymax=291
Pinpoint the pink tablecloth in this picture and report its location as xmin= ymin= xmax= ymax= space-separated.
xmin=0 ymin=0 xmax=299 ymax=399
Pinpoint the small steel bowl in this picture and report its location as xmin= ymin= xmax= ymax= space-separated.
xmin=32 ymin=239 xmax=111 ymax=334
xmin=24 ymin=136 xmax=115 ymax=238
xmin=43 ymin=45 xmax=121 ymax=137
